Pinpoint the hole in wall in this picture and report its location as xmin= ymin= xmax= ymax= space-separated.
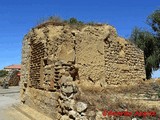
xmin=44 ymin=59 xmax=48 ymax=66
xmin=104 ymin=37 xmax=111 ymax=48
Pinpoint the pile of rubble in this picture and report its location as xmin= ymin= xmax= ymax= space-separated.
xmin=54 ymin=61 xmax=108 ymax=120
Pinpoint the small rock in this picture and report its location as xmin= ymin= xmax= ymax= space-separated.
xmin=63 ymin=99 xmax=75 ymax=110
xmin=76 ymin=116 xmax=88 ymax=120
xmin=63 ymin=83 xmax=78 ymax=93
xmin=70 ymin=99 xmax=76 ymax=109
xmin=76 ymin=102 xmax=88 ymax=113
xmin=69 ymin=110 xmax=79 ymax=118
xmin=55 ymin=61 xmax=62 ymax=66
xmin=59 ymin=69 xmax=66 ymax=74
xmin=62 ymin=109 xmax=69 ymax=114
xmin=60 ymin=115 xmax=70 ymax=120
xmin=72 ymin=84 xmax=78 ymax=93
xmin=81 ymin=112 xmax=86 ymax=116
xmin=88 ymin=111 xmax=96 ymax=117
xmin=132 ymin=118 xmax=137 ymax=120
xmin=60 ymin=93 xmax=69 ymax=100
xmin=61 ymin=76 xmax=73 ymax=84
xmin=61 ymin=85 xmax=74 ymax=94
xmin=95 ymin=111 xmax=105 ymax=120
xmin=61 ymin=75 xmax=67 ymax=84
xmin=66 ymin=76 xmax=73 ymax=82
xmin=64 ymin=71 xmax=70 ymax=76
xmin=71 ymin=30 xmax=77 ymax=36
xmin=60 ymin=60 xmax=66 ymax=64
xmin=54 ymin=66 xmax=63 ymax=70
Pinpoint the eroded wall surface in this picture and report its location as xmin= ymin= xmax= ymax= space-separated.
xmin=21 ymin=24 xmax=146 ymax=119
xmin=104 ymin=36 xmax=146 ymax=85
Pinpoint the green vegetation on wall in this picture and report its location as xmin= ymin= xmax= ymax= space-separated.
xmin=37 ymin=16 xmax=84 ymax=26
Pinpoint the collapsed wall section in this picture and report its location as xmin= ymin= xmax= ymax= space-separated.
xmin=75 ymin=26 xmax=111 ymax=86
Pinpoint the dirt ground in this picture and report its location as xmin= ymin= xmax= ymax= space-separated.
xmin=0 ymin=86 xmax=52 ymax=120
xmin=0 ymin=84 xmax=159 ymax=120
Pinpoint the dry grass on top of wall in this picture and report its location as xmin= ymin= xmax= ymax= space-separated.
xmin=35 ymin=16 xmax=105 ymax=29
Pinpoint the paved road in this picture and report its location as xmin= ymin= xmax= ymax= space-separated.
xmin=0 ymin=86 xmax=30 ymax=120
xmin=0 ymin=86 xmax=20 ymax=108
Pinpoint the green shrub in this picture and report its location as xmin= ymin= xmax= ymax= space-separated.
xmin=68 ymin=17 xmax=84 ymax=25
xmin=48 ymin=16 xmax=62 ymax=23
xmin=0 ymin=70 xmax=8 ymax=77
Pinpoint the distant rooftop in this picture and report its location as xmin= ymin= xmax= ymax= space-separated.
xmin=4 ymin=64 xmax=21 ymax=69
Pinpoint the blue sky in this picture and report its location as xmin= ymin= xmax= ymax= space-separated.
xmin=0 ymin=0 xmax=159 ymax=78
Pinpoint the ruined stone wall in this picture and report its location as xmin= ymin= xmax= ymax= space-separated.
xmin=22 ymin=61 xmax=85 ymax=119
xmin=104 ymin=36 xmax=146 ymax=85
xmin=21 ymin=24 xmax=146 ymax=119
xmin=23 ymin=87 xmax=60 ymax=119
xmin=30 ymin=40 xmax=45 ymax=88
xmin=21 ymin=35 xmax=30 ymax=85
xmin=21 ymin=24 xmax=145 ymax=88
xmin=20 ymin=35 xmax=31 ymax=100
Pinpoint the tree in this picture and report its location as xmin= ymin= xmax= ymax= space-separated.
xmin=147 ymin=9 xmax=160 ymax=37
xmin=147 ymin=9 xmax=160 ymax=68
xmin=130 ymin=9 xmax=160 ymax=79
xmin=130 ymin=28 xmax=159 ymax=79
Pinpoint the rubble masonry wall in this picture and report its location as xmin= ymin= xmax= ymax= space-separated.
xmin=20 ymin=24 xmax=146 ymax=119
